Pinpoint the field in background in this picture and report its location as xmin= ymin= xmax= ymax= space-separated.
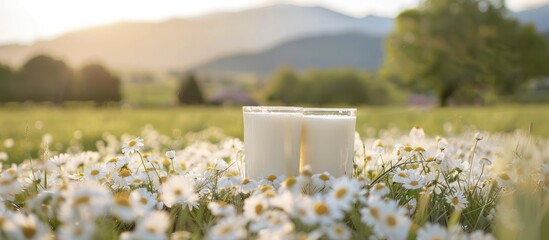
xmin=0 ymin=105 xmax=547 ymax=163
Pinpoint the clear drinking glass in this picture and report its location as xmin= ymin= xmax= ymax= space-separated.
xmin=300 ymin=108 xmax=357 ymax=177
xmin=243 ymin=106 xmax=302 ymax=179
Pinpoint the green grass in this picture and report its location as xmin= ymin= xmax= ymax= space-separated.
xmin=0 ymin=105 xmax=547 ymax=163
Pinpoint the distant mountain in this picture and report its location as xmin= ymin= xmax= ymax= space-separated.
xmin=513 ymin=5 xmax=549 ymax=33
xmin=193 ymin=32 xmax=383 ymax=76
xmin=0 ymin=4 xmax=393 ymax=70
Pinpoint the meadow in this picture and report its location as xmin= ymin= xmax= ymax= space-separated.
xmin=0 ymin=104 xmax=547 ymax=163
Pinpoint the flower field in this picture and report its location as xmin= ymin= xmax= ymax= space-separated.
xmin=0 ymin=123 xmax=547 ymax=240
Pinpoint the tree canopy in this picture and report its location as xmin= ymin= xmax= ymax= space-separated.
xmin=381 ymin=0 xmax=549 ymax=106
xmin=178 ymin=73 xmax=205 ymax=105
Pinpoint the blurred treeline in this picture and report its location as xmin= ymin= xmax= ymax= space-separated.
xmin=0 ymin=55 xmax=121 ymax=105
xmin=265 ymin=68 xmax=403 ymax=105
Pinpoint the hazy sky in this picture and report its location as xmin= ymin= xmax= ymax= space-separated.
xmin=1 ymin=0 xmax=548 ymax=45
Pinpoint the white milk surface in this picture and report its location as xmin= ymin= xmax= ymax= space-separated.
xmin=300 ymin=115 xmax=356 ymax=176
xmin=243 ymin=112 xmax=302 ymax=179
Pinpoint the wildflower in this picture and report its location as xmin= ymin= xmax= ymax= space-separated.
xmin=207 ymin=217 xmax=247 ymax=240
xmin=324 ymin=222 xmax=351 ymax=240
xmin=130 ymin=188 xmax=158 ymax=216
xmin=479 ymin=157 xmax=492 ymax=166
xmin=417 ymin=223 xmax=448 ymax=240
xmin=165 ymin=150 xmax=176 ymax=159
xmin=135 ymin=211 xmax=170 ymax=240
xmin=122 ymin=137 xmax=144 ymax=155
xmin=392 ymin=168 xmax=409 ymax=183
xmin=474 ymin=132 xmax=483 ymax=141
xmin=278 ymin=176 xmax=302 ymax=193
xmin=3 ymin=138 xmax=14 ymax=148
xmin=0 ymin=152 xmax=8 ymax=161
xmin=404 ymin=198 xmax=417 ymax=215
xmin=5 ymin=212 xmax=50 ymax=240
xmin=58 ymin=221 xmax=95 ymax=240
xmin=370 ymin=183 xmax=389 ymax=197
xmin=243 ymin=195 xmax=269 ymax=219
xmin=208 ymin=201 xmax=236 ymax=217
xmin=83 ymin=165 xmax=107 ymax=181
xmin=366 ymin=199 xmax=411 ymax=240
xmin=250 ymin=210 xmax=293 ymax=234
xmin=160 ymin=175 xmax=199 ymax=210
xmin=301 ymin=196 xmax=343 ymax=225
xmin=401 ymin=171 xmax=428 ymax=190
xmin=410 ymin=125 xmax=425 ymax=139
xmin=259 ymin=174 xmax=284 ymax=188
xmin=60 ymin=181 xmax=112 ymax=222
xmin=111 ymin=194 xmax=136 ymax=222
xmin=447 ymin=191 xmax=468 ymax=210
xmin=326 ymin=178 xmax=361 ymax=211
xmin=311 ymin=172 xmax=334 ymax=190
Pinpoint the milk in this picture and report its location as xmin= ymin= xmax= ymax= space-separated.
xmin=300 ymin=112 xmax=356 ymax=177
xmin=243 ymin=107 xmax=302 ymax=179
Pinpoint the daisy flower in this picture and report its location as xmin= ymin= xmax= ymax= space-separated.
xmin=208 ymin=201 xmax=236 ymax=218
xmin=243 ymin=195 xmax=269 ymax=219
xmin=417 ymin=223 xmax=448 ymax=240
xmin=57 ymin=221 xmax=95 ymax=240
xmin=130 ymin=188 xmax=158 ymax=216
xmin=301 ymin=196 xmax=342 ymax=225
xmin=160 ymin=175 xmax=199 ymax=209
xmin=402 ymin=171 xmax=427 ymax=190
xmin=326 ymin=178 xmax=361 ymax=211
xmin=207 ymin=217 xmax=247 ymax=240
xmin=324 ymin=222 xmax=351 ymax=240
xmin=259 ymin=174 xmax=284 ymax=188
xmin=122 ymin=137 xmax=144 ymax=155
xmin=111 ymin=195 xmax=136 ymax=222
xmin=134 ymin=211 xmax=170 ymax=240
xmin=370 ymin=183 xmax=389 ymax=197
xmin=83 ymin=164 xmax=107 ymax=181
xmin=239 ymin=178 xmax=258 ymax=194
xmin=375 ymin=201 xmax=411 ymax=240
xmin=250 ymin=210 xmax=293 ymax=234
xmin=5 ymin=212 xmax=50 ymax=240
xmin=311 ymin=172 xmax=334 ymax=190
xmin=447 ymin=190 xmax=469 ymax=210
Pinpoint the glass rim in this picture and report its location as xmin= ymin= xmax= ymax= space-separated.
xmin=243 ymin=106 xmax=302 ymax=113
xmin=302 ymin=108 xmax=356 ymax=116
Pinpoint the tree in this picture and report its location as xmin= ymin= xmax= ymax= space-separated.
xmin=0 ymin=64 xmax=14 ymax=103
xmin=381 ymin=0 xmax=549 ymax=106
xmin=266 ymin=68 xmax=301 ymax=105
xmin=16 ymin=55 xmax=73 ymax=103
xmin=177 ymin=73 xmax=205 ymax=105
xmin=76 ymin=64 xmax=122 ymax=104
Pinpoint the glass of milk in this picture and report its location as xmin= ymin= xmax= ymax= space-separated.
xmin=243 ymin=106 xmax=303 ymax=179
xmin=300 ymin=108 xmax=356 ymax=177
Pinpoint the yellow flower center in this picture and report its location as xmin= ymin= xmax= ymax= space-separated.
xmin=284 ymin=177 xmax=297 ymax=187
xmin=90 ymin=169 xmax=100 ymax=176
xmin=22 ymin=225 xmax=37 ymax=238
xmin=335 ymin=188 xmax=348 ymax=199
xmin=499 ymin=173 xmax=510 ymax=181
xmin=319 ymin=174 xmax=330 ymax=181
xmin=370 ymin=208 xmax=380 ymax=219
xmin=115 ymin=196 xmax=131 ymax=207
xmin=398 ymin=172 xmax=407 ymax=177
xmin=335 ymin=226 xmax=344 ymax=234
xmin=129 ymin=140 xmax=137 ymax=147
xmin=140 ymin=197 xmax=148 ymax=205
xmin=266 ymin=175 xmax=277 ymax=182
xmin=404 ymin=146 xmax=413 ymax=152
xmin=410 ymin=180 xmax=418 ymax=186
xmin=313 ymin=203 xmax=329 ymax=215
xmin=451 ymin=197 xmax=459 ymax=205
xmin=218 ymin=225 xmax=232 ymax=235
xmin=241 ymin=178 xmax=250 ymax=185
xmin=254 ymin=204 xmax=264 ymax=215
xmin=218 ymin=201 xmax=227 ymax=207
xmin=174 ymin=189 xmax=182 ymax=196
xmin=386 ymin=215 xmax=397 ymax=227
xmin=74 ymin=196 xmax=91 ymax=205
xmin=374 ymin=183 xmax=385 ymax=191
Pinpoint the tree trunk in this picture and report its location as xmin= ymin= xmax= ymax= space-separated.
xmin=437 ymin=87 xmax=455 ymax=107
